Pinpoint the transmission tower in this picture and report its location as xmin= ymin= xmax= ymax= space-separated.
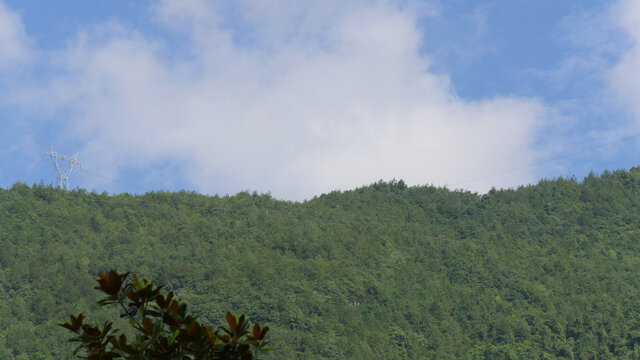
xmin=44 ymin=143 xmax=81 ymax=190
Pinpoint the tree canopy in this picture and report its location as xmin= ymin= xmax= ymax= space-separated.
xmin=3 ymin=169 xmax=640 ymax=358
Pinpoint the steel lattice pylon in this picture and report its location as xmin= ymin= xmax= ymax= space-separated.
xmin=44 ymin=143 xmax=81 ymax=190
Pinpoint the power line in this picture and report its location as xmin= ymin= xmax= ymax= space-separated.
xmin=42 ymin=131 xmax=640 ymax=194
xmin=20 ymin=157 xmax=46 ymax=180
xmin=80 ymin=168 xmax=152 ymax=192
xmin=563 ymin=154 xmax=637 ymax=179
xmin=451 ymin=133 xmax=640 ymax=186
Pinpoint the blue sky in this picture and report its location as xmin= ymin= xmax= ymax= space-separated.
xmin=1 ymin=0 xmax=639 ymax=200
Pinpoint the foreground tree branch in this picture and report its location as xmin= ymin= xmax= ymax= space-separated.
xmin=60 ymin=269 xmax=271 ymax=359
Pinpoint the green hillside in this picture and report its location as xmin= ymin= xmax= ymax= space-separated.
xmin=3 ymin=169 xmax=640 ymax=359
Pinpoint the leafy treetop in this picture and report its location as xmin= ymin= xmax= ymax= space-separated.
xmin=60 ymin=269 xmax=271 ymax=360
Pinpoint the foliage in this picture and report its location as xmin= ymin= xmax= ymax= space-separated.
xmin=3 ymin=169 xmax=640 ymax=358
xmin=59 ymin=270 xmax=270 ymax=359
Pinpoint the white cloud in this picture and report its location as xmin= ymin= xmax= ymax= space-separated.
xmin=0 ymin=1 xmax=31 ymax=71
xmin=609 ymin=0 xmax=640 ymax=122
xmin=29 ymin=0 xmax=550 ymax=199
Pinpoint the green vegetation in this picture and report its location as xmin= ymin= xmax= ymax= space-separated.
xmin=60 ymin=269 xmax=270 ymax=359
xmin=3 ymin=168 xmax=640 ymax=359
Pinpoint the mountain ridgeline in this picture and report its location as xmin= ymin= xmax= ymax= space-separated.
xmin=3 ymin=169 xmax=640 ymax=359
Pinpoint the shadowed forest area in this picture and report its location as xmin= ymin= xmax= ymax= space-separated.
xmin=3 ymin=169 xmax=640 ymax=359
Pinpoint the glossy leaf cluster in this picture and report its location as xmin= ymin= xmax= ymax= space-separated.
xmin=59 ymin=270 xmax=270 ymax=359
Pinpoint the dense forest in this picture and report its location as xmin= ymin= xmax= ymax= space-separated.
xmin=3 ymin=168 xmax=640 ymax=359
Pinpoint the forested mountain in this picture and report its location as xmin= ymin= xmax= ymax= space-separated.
xmin=3 ymin=168 xmax=640 ymax=359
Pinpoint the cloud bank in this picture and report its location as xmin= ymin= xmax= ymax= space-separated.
xmin=0 ymin=1 xmax=30 ymax=71
xmin=609 ymin=0 xmax=640 ymax=123
xmin=14 ymin=0 xmax=553 ymax=199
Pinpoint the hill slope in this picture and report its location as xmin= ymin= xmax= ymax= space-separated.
xmin=2 ymin=169 xmax=640 ymax=359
